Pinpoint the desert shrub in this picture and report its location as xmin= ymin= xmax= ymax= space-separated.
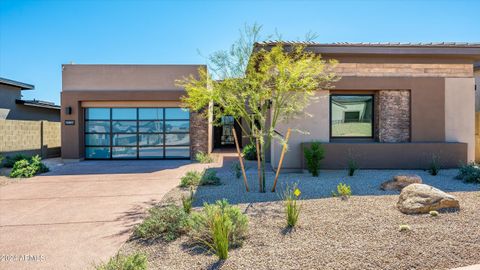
xmin=429 ymin=210 xmax=439 ymax=217
xmin=9 ymin=155 xmax=49 ymax=178
xmin=242 ymin=143 xmax=257 ymax=160
xmin=95 ymin=252 xmax=147 ymax=270
xmin=428 ymin=154 xmax=440 ymax=176
xmin=456 ymin=162 xmax=480 ymax=183
xmin=0 ymin=155 xmax=4 ymax=165
xmin=134 ymin=205 xmax=190 ymax=241
xmin=180 ymin=171 xmax=202 ymax=187
xmin=399 ymin=224 xmax=411 ymax=232
xmin=195 ymin=151 xmax=214 ymax=163
xmin=182 ymin=189 xmax=194 ymax=214
xmin=283 ymin=184 xmax=302 ymax=228
xmin=189 ymin=199 xmax=248 ymax=255
xmin=4 ymin=154 xmax=30 ymax=168
xmin=303 ymin=142 xmax=325 ymax=177
xmin=231 ymin=162 xmax=242 ymax=179
xmin=347 ymin=157 xmax=358 ymax=177
xmin=200 ymin=169 xmax=221 ymax=186
xmin=332 ymin=182 xmax=352 ymax=200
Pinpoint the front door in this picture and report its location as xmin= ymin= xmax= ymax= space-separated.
xmin=213 ymin=116 xmax=241 ymax=148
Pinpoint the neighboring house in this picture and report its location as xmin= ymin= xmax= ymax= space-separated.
xmin=0 ymin=77 xmax=60 ymax=121
xmin=61 ymin=43 xmax=480 ymax=170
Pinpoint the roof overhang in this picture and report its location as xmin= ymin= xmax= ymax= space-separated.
xmin=0 ymin=77 xmax=34 ymax=90
xmin=15 ymin=99 xmax=60 ymax=110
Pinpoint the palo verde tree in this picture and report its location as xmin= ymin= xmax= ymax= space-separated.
xmin=178 ymin=24 xmax=339 ymax=192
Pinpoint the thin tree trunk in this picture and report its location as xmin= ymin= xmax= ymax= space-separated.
xmin=260 ymin=142 xmax=266 ymax=193
xmin=255 ymin=132 xmax=262 ymax=192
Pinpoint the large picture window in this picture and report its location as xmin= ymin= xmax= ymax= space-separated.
xmin=84 ymin=107 xmax=190 ymax=159
xmin=330 ymin=95 xmax=374 ymax=138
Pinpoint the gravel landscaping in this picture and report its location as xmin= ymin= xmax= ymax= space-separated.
xmin=121 ymin=162 xmax=480 ymax=270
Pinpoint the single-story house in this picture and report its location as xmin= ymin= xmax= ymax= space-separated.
xmin=61 ymin=42 xmax=480 ymax=170
xmin=0 ymin=77 xmax=60 ymax=121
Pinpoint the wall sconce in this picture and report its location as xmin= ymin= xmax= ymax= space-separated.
xmin=65 ymin=106 xmax=72 ymax=115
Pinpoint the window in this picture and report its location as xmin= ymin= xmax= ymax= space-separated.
xmin=330 ymin=95 xmax=373 ymax=138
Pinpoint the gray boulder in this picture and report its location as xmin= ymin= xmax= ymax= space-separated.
xmin=397 ymin=183 xmax=460 ymax=214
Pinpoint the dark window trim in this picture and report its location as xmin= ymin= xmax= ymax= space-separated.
xmin=329 ymin=94 xmax=375 ymax=139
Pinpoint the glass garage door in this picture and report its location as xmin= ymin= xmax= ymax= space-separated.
xmin=84 ymin=107 xmax=190 ymax=159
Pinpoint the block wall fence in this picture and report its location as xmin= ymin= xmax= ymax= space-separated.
xmin=0 ymin=120 xmax=61 ymax=159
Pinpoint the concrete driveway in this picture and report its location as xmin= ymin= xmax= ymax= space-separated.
xmin=0 ymin=159 xmax=211 ymax=270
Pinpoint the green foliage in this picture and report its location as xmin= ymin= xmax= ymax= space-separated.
xmin=182 ymin=189 xmax=194 ymax=214
xmin=200 ymin=169 xmax=221 ymax=186
xmin=9 ymin=155 xmax=49 ymax=178
xmin=347 ymin=158 xmax=358 ymax=177
xmin=282 ymin=184 xmax=302 ymax=228
xmin=95 ymin=252 xmax=148 ymax=270
xmin=242 ymin=143 xmax=257 ymax=160
xmin=189 ymin=199 xmax=249 ymax=255
xmin=428 ymin=155 xmax=441 ymax=176
xmin=332 ymin=183 xmax=352 ymax=200
xmin=399 ymin=224 xmax=411 ymax=232
xmin=429 ymin=210 xmax=439 ymax=217
xmin=180 ymin=171 xmax=202 ymax=187
xmin=456 ymin=162 xmax=480 ymax=183
xmin=4 ymin=154 xmax=30 ymax=168
xmin=195 ymin=152 xmax=214 ymax=164
xmin=0 ymin=155 xmax=4 ymax=165
xmin=211 ymin=211 xmax=230 ymax=260
xmin=231 ymin=162 xmax=242 ymax=179
xmin=303 ymin=142 xmax=325 ymax=177
xmin=134 ymin=205 xmax=190 ymax=241
xmin=177 ymin=24 xmax=339 ymax=192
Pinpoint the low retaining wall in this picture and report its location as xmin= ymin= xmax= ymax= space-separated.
xmin=301 ymin=142 xmax=468 ymax=169
xmin=0 ymin=120 xmax=61 ymax=159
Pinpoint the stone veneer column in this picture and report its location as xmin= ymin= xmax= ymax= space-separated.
xmin=377 ymin=90 xmax=411 ymax=142
xmin=190 ymin=110 xmax=209 ymax=159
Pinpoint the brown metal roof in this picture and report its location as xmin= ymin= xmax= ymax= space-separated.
xmin=254 ymin=41 xmax=480 ymax=59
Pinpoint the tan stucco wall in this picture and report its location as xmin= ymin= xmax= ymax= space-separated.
xmin=271 ymin=91 xmax=330 ymax=169
xmin=62 ymin=64 xmax=204 ymax=91
xmin=445 ymin=77 xmax=475 ymax=161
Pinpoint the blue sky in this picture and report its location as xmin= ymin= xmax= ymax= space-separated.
xmin=1 ymin=0 xmax=479 ymax=104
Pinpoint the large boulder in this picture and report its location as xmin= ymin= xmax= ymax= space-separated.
xmin=397 ymin=184 xmax=460 ymax=214
xmin=380 ymin=174 xmax=422 ymax=191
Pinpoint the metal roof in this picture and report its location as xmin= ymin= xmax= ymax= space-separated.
xmin=256 ymin=41 xmax=480 ymax=48
xmin=0 ymin=77 xmax=34 ymax=90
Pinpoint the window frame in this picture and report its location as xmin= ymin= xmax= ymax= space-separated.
xmin=329 ymin=94 xmax=375 ymax=139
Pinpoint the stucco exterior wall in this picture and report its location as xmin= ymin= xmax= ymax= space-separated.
xmin=475 ymin=69 xmax=480 ymax=111
xmin=445 ymin=78 xmax=475 ymax=161
xmin=271 ymin=91 xmax=330 ymax=169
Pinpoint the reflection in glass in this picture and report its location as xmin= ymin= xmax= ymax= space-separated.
xmin=113 ymin=134 xmax=137 ymax=146
xmin=139 ymin=121 xmax=163 ymax=133
xmin=112 ymin=108 xmax=137 ymax=120
xmin=112 ymin=121 xmax=137 ymax=133
xmin=331 ymin=95 xmax=373 ymax=137
xmin=139 ymin=108 xmax=163 ymax=120
xmin=112 ymin=147 xmax=137 ymax=158
xmin=165 ymin=146 xmax=190 ymax=158
xmin=165 ymin=121 xmax=189 ymax=132
xmin=139 ymin=147 xmax=164 ymax=158
xmin=85 ymin=108 xmax=110 ymax=120
xmin=165 ymin=108 xmax=189 ymax=119
xmin=86 ymin=121 xmax=110 ymax=133
xmin=165 ymin=134 xmax=189 ymax=146
xmin=85 ymin=147 xmax=110 ymax=159
xmin=85 ymin=134 xmax=110 ymax=146
xmin=139 ymin=134 xmax=163 ymax=146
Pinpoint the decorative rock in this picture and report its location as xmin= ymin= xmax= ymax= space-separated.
xmin=380 ymin=174 xmax=422 ymax=191
xmin=397 ymin=184 xmax=460 ymax=214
